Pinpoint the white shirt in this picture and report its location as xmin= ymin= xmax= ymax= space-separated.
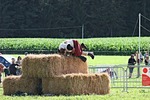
xmin=64 ymin=39 xmax=74 ymax=47
xmin=59 ymin=43 xmax=67 ymax=50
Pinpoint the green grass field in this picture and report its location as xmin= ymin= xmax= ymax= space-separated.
xmin=11 ymin=54 xmax=130 ymax=65
xmin=1 ymin=55 xmax=150 ymax=100
xmin=0 ymin=89 xmax=150 ymax=100
xmin=87 ymin=55 xmax=129 ymax=65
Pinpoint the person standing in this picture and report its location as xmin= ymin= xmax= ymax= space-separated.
xmin=144 ymin=51 xmax=149 ymax=59
xmin=144 ymin=55 xmax=150 ymax=65
xmin=0 ymin=63 xmax=4 ymax=83
xmin=16 ymin=56 xmax=22 ymax=75
xmin=9 ymin=58 xmax=19 ymax=75
xmin=135 ymin=51 xmax=143 ymax=78
xmin=128 ymin=54 xmax=136 ymax=78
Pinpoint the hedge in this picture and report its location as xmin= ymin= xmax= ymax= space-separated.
xmin=0 ymin=37 xmax=150 ymax=55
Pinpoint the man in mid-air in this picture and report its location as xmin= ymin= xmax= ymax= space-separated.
xmin=58 ymin=39 xmax=94 ymax=62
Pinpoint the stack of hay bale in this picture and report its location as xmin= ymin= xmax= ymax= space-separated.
xmin=3 ymin=54 xmax=110 ymax=95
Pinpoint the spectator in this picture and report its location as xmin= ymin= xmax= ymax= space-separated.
xmin=0 ymin=63 xmax=4 ymax=83
xmin=128 ymin=54 xmax=136 ymax=78
xmin=16 ymin=56 xmax=22 ymax=65
xmin=24 ymin=52 xmax=28 ymax=56
xmin=140 ymin=52 xmax=143 ymax=63
xmin=135 ymin=51 xmax=143 ymax=64
xmin=144 ymin=51 xmax=149 ymax=59
xmin=16 ymin=56 xmax=22 ymax=75
xmin=135 ymin=51 xmax=143 ymax=78
xmin=3 ymin=67 xmax=10 ymax=77
xmin=144 ymin=55 xmax=150 ymax=65
xmin=58 ymin=39 xmax=94 ymax=62
xmin=9 ymin=58 xmax=19 ymax=75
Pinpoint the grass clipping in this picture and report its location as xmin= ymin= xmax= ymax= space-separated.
xmin=22 ymin=54 xmax=88 ymax=78
xmin=42 ymin=73 xmax=110 ymax=95
xmin=3 ymin=75 xmax=39 ymax=95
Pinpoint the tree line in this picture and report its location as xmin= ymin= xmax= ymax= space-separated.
xmin=0 ymin=0 xmax=150 ymax=38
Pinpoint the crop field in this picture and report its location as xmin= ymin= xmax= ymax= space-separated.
xmin=0 ymin=37 xmax=150 ymax=55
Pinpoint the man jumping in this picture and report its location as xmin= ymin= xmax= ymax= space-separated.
xmin=58 ymin=39 xmax=94 ymax=62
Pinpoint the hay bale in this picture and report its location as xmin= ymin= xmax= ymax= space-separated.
xmin=42 ymin=73 xmax=110 ymax=95
xmin=3 ymin=75 xmax=40 ymax=95
xmin=22 ymin=54 xmax=88 ymax=78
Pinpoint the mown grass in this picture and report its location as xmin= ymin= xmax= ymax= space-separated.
xmin=1 ymin=87 xmax=150 ymax=100
xmin=0 ymin=55 xmax=149 ymax=100
xmin=87 ymin=55 xmax=129 ymax=65
xmin=11 ymin=54 xmax=130 ymax=65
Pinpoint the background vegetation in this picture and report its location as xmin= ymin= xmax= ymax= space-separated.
xmin=0 ymin=0 xmax=150 ymax=38
xmin=0 ymin=37 xmax=150 ymax=55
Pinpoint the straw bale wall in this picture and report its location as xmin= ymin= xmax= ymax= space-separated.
xmin=3 ymin=75 xmax=39 ymax=95
xmin=22 ymin=54 xmax=88 ymax=78
xmin=42 ymin=73 xmax=110 ymax=95
xmin=3 ymin=54 xmax=110 ymax=96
